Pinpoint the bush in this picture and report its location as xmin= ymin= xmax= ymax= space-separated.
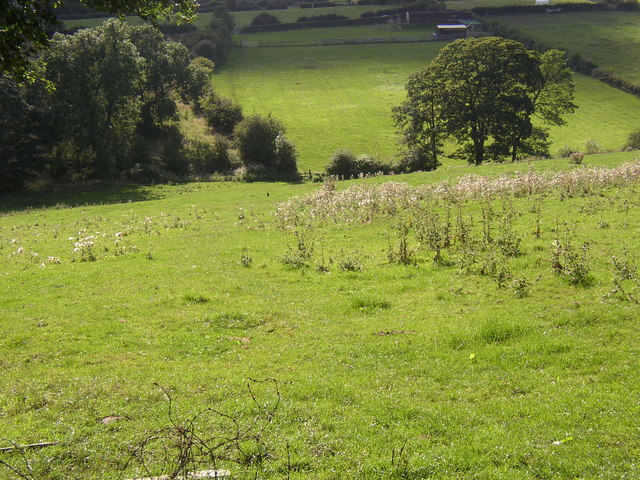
xmin=325 ymin=150 xmax=393 ymax=177
xmin=191 ymin=39 xmax=218 ymax=61
xmin=233 ymin=114 xmax=298 ymax=173
xmin=568 ymin=152 xmax=584 ymax=164
xmin=274 ymin=133 xmax=298 ymax=173
xmin=624 ymin=128 xmax=640 ymax=150
xmin=250 ymin=12 xmax=280 ymax=26
xmin=584 ymin=139 xmax=601 ymax=155
xmin=185 ymin=136 xmax=233 ymax=174
xmin=199 ymin=89 xmax=243 ymax=136
xmin=396 ymin=146 xmax=440 ymax=173
xmin=326 ymin=150 xmax=358 ymax=177
xmin=557 ymin=145 xmax=576 ymax=158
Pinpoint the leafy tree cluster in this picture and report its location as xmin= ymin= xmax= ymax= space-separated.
xmin=1 ymin=20 xmax=215 ymax=190
xmin=0 ymin=0 xmax=198 ymax=83
xmin=250 ymin=12 xmax=281 ymax=26
xmin=177 ymin=6 xmax=235 ymax=64
xmin=198 ymin=88 xmax=299 ymax=177
xmin=394 ymin=37 xmax=576 ymax=169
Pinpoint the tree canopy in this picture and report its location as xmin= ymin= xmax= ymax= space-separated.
xmin=0 ymin=0 xmax=198 ymax=82
xmin=394 ymin=37 xmax=576 ymax=167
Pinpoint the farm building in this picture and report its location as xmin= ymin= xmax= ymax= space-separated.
xmin=433 ymin=24 xmax=468 ymax=39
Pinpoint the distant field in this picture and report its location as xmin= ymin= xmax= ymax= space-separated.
xmin=235 ymin=23 xmax=434 ymax=44
xmin=490 ymin=11 xmax=640 ymax=85
xmin=214 ymin=41 xmax=640 ymax=171
xmin=231 ymin=4 xmax=403 ymax=28
xmin=444 ymin=0 xmax=591 ymax=8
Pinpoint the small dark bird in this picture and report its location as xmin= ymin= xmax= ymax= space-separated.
xmin=266 ymin=192 xmax=270 ymax=197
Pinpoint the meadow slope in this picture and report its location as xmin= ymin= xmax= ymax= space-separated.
xmin=214 ymin=41 xmax=640 ymax=171
xmin=1 ymin=152 xmax=640 ymax=479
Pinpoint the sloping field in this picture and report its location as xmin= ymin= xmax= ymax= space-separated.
xmin=490 ymin=11 xmax=640 ymax=85
xmin=1 ymin=152 xmax=640 ymax=479
xmin=214 ymin=41 xmax=640 ymax=171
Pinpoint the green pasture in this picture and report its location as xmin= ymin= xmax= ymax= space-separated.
xmin=490 ymin=11 xmax=640 ymax=86
xmin=230 ymin=4 xmax=403 ymax=28
xmin=214 ymin=41 xmax=640 ymax=171
xmin=444 ymin=0 xmax=590 ymax=9
xmin=1 ymin=152 xmax=640 ymax=479
xmin=235 ymin=23 xmax=434 ymax=44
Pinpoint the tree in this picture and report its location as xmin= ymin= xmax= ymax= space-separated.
xmin=233 ymin=114 xmax=298 ymax=173
xmin=395 ymin=38 xmax=576 ymax=166
xmin=43 ymin=19 xmax=207 ymax=180
xmin=250 ymin=12 xmax=280 ymax=26
xmin=0 ymin=74 xmax=50 ymax=191
xmin=392 ymin=68 xmax=445 ymax=171
xmin=45 ymin=19 xmax=145 ymax=179
xmin=199 ymin=88 xmax=244 ymax=135
xmin=0 ymin=0 xmax=198 ymax=83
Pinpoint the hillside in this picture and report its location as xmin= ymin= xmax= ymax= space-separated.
xmin=1 ymin=152 xmax=640 ymax=478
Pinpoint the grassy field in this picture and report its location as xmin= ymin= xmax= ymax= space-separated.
xmin=490 ymin=11 xmax=640 ymax=86
xmin=213 ymin=40 xmax=640 ymax=171
xmin=235 ymin=23 xmax=434 ymax=44
xmin=444 ymin=0 xmax=591 ymax=9
xmin=1 ymin=151 xmax=640 ymax=479
xmin=230 ymin=4 xmax=403 ymax=28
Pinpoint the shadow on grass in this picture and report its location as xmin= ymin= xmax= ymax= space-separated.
xmin=0 ymin=184 xmax=164 ymax=215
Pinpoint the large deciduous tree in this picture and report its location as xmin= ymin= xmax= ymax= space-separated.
xmin=394 ymin=37 xmax=576 ymax=167
xmin=45 ymin=20 xmax=145 ymax=179
xmin=42 ymin=19 xmax=210 ymax=180
xmin=0 ymin=0 xmax=198 ymax=83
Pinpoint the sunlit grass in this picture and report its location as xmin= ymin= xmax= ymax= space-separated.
xmin=1 ymin=153 xmax=639 ymax=478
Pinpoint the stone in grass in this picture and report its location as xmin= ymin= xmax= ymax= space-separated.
xmin=127 ymin=470 xmax=230 ymax=479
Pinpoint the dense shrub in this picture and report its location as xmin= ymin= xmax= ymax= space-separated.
xmin=625 ymin=128 xmax=640 ymax=150
xmin=396 ymin=146 xmax=440 ymax=172
xmin=191 ymin=39 xmax=218 ymax=61
xmin=326 ymin=150 xmax=358 ymax=177
xmin=273 ymin=133 xmax=298 ymax=173
xmin=185 ymin=136 xmax=234 ymax=174
xmin=199 ymin=88 xmax=244 ymax=135
xmin=233 ymin=114 xmax=298 ymax=173
xmin=557 ymin=145 xmax=577 ymax=158
xmin=182 ymin=28 xmax=232 ymax=64
xmin=584 ymin=139 xmax=601 ymax=155
xmin=250 ymin=12 xmax=281 ymax=26
xmin=325 ymin=150 xmax=393 ymax=177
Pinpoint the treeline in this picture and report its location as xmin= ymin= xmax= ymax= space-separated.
xmin=1 ymin=19 xmax=299 ymax=193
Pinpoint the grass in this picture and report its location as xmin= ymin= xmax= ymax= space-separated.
xmin=490 ymin=11 xmax=640 ymax=85
xmin=1 ymin=153 xmax=640 ymax=479
xmin=230 ymin=4 xmax=404 ymax=28
xmin=235 ymin=23 xmax=434 ymax=44
xmin=213 ymin=40 xmax=640 ymax=171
